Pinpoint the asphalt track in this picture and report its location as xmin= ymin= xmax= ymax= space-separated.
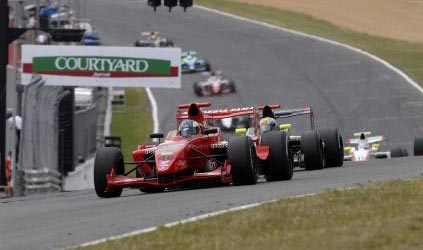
xmin=1 ymin=1 xmax=423 ymax=249
xmin=84 ymin=1 xmax=423 ymax=150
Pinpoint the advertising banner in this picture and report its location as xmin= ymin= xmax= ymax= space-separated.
xmin=21 ymin=45 xmax=181 ymax=88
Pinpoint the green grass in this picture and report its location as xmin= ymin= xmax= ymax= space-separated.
xmin=76 ymin=178 xmax=423 ymax=250
xmin=111 ymin=88 xmax=152 ymax=163
xmin=197 ymin=0 xmax=423 ymax=84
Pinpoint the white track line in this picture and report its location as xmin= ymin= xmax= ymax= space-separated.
xmin=146 ymin=87 xmax=160 ymax=133
xmin=103 ymin=87 xmax=113 ymax=136
xmin=71 ymin=4 xmax=422 ymax=249
xmin=195 ymin=5 xmax=423 ymax=95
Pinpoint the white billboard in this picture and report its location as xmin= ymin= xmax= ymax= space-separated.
xmin=21 ymin=45 xmax=181 ymax=88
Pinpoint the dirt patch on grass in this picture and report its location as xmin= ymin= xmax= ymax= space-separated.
xmin=232 ymin=0 xmax=423 ymax=43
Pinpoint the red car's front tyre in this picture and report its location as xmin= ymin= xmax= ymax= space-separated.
xmin=94 ymin=147 xmax=124 ymax=198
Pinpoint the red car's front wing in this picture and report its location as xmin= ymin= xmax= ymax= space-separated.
xmin=106 ymin=166 xmax=232 ymax=190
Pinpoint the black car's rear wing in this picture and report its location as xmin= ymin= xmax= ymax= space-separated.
xmin=265 ymin=106 xmax=315 ymax=130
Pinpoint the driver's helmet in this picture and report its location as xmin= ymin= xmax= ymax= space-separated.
xmin=260 ymin=117 xmax=277 ymax=133
xmin=149 ymin=32 xmax=158 ymax=40
xmin=178 ymin=120 xmax=201 ymax=138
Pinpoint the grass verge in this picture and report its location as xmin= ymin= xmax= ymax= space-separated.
xmin=76 ymin=178 xmax=423 ymax=250
xmin=197 ymin=0 xmax=423 ymax=85
xmin=111 ymin=88 xmax=152 ymax=163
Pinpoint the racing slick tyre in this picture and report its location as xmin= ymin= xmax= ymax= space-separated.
xmin=193 ymin=82 xmax=202 ymax=96
xmin=414 ymin=136 xmax=423 ymax=156
xmin=94 ymin=147 xmax=124 ymax=198
xmin=205 ymin=62 xmax=212 ymax=72
xmin=229 ymin=81 xmax=236 ymax=93
xmin=261 ymin=131 xmax=293 ymax=181
xmin=319 ymin=128 xmax=344 ymax=167
xmin=228 ymin=135 xmax=258 ymax=185
xmin=301 ymin=131 xmax=325 ymax=171
xmin=390 ymin=147 xmax=408 ymax=158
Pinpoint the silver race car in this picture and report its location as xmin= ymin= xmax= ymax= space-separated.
xmin=344 ymin=132 xmax=408 ymax=161
xmin=193 ymin=71 xmax=236 ymax=97
xmin=134 ymin=31 xmax=174 ymax=47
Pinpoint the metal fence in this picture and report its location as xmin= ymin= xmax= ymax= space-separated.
xmin=18 ymin=76 xmax=67 ymax=194
xmin=74 ymin=102 xmax=98 ymax=165
xmin=17 ymin=76 xmax=100 ymax=195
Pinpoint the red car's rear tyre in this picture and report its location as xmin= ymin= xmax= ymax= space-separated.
xmin=94 ymin=147 xmax=124 ymax=198
xmin=228 ymin=135 xmax=258 ymax=185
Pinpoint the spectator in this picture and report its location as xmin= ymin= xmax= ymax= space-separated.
xmin=26 ymin=13 xmax=36 ymax=29
xmin=26 ymin=14 xmax=37 ymax=42
xmin=6 ymin=108 xmax=22 ymax=163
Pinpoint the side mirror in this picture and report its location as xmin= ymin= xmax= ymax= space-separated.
xmin=279 ymin=124 xmax=292 ymax=131
xmin=104 ymin=136 xmax=122 ymax=148
xmin=204 ymin=128 xmax=218 ymax=135
xmin=151 ymin=133 xmax=164 ymax=143
xmin=235 ymin=128 xmax=247 ymax=134
xmin=150 ymin=133 xmax=164 ymax=139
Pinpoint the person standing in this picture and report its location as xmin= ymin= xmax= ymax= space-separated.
xmin=6 ymin=108 xmax=22 ymax=163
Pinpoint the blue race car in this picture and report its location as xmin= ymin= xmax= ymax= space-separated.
xmin=181 ymin=51 xmax=211 ymax=73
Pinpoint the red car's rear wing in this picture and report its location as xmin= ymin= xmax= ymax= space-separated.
xmin=258 ymin=104 xmax=281 ymax=110
xmin=178 ymin=102 xmax=211 ymax=109
xmin=177 ymin=104 xmax=284 ymax=121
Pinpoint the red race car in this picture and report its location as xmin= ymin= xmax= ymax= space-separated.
xmin=94 ymin=102 xmax=331 ymax=198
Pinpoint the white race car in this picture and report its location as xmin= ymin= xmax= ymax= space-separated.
xmin=344 ymin=132 xmax=408 ymax=161
xmin=193 ymin=71 xmax=236 ymax=97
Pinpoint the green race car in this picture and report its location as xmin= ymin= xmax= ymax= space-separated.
xmin=181 ymin=50 xmax=211 ymax=73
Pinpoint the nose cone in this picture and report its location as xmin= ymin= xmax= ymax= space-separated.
xmin=155 ymin=142 xmax=186 ymax=173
